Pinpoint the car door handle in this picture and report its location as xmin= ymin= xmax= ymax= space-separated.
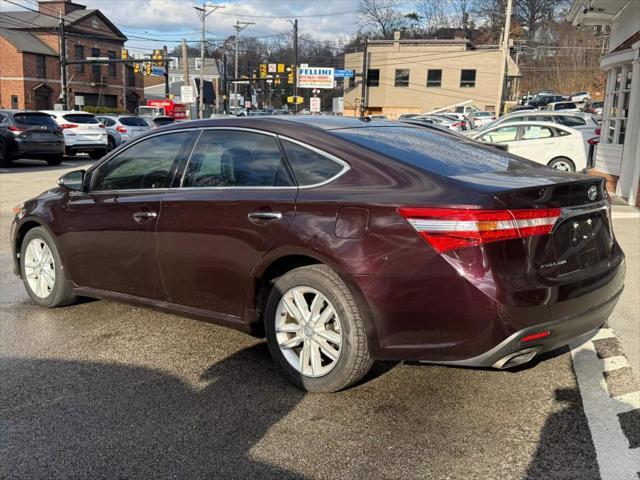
xmin=133 ymin=211 xmax=158 ymax=220
xmin=247 ymin=211 xmax=282 ymax=220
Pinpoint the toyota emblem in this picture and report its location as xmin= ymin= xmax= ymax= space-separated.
xmin=587 ymin=185 xmax=598 ymax=201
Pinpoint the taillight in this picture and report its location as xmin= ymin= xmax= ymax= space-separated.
xmin=587 ymin=137 xmax=599 ymax=145
xmin=116 ymin=125 xmax=127 ymax=133
xmin=60 ymin=123 xmax=78 ymax=129
xmin=8 ymin=125 xmax=26 ymax=132
xmin=595 ymin=128 xmax=601 ymax=135
xmin=451 ymin=122 xmax=463 ymax=127
xmin=398 ymin=207 xmax=561 ymax=253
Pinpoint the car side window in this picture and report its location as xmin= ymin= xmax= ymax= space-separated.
xmin=182 ymin=130 xmax=293 ymax=188
xmin=0 ymin=114 xmax=9 ymax=126
xmin=480 ymin=126 xmax=518 ymax=143
xmin=521 ymin=126 xmax=554 ymax=140
xmin=280 ymin=139 xmax=345 ymax=186
xmin=91 ymin=132 xmax=193 ymax=191
xmin=557 ymin=115 xmax=586 ymax=127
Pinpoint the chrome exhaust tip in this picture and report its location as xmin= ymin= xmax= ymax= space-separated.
xmin=493 ymin=348 xmax=537 ymax=369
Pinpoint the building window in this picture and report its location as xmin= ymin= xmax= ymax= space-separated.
xmin=11 ymin=95 xmax=19 ymax=109
xmin=460 ymin=69 xmax=476 ymax=88
xmin=108 ymin=50 xmax=116 ymax=76
xmin=367 ymin=69 xmax=379 ymax=87
xmin=75 ymin=45 xmax=84 ymax=72
xmin=394 ymin=69 xmax=409 ymax=87
xmin=36 ymin=55 xmax=46 ymax=78
xmin=603 ymin=64 xmax=632 ymax=145
xmin=91 ymin=48 xmax=101 ymax=79
xmin=348 ymin=76 xmax=355 ymax=88
xmin=427 ymin=69 xmax=442 ymax=88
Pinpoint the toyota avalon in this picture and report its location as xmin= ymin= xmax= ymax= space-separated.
xmin=10 ymin=117 xmax=625 ymax=392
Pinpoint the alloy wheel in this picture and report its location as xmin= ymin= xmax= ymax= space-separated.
xmin=275 ymin=286 xmax=342 ymax=378
xmin=552 ymin=161 xmax=572 ymax=172
xmin=24 ymin=238 xmax=55 ymax=298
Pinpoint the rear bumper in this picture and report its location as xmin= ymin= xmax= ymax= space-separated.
xmin=14 ymin=139 xmax=64 ymax=157
xmin=66 ymin=143 xmax=107 ymax=153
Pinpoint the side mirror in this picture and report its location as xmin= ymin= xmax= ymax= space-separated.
xmin=58 ymin=170 xmax=85 ymax=191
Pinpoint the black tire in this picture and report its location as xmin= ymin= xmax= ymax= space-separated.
xmin=265 ymin=265 xmax=373 ymax=392
xmin=20 ymin=227 xmax=77 ymax=308
xmin=89 ymin=149 xmax=106 ymax=160
xmin=0 ymin=138 xmax=11 ymax=167
xmin=107 ymin=137 xmax=116 ymax=152
xmin=46 ymin=155 xmax=63 ymax=166
xmin=548 ymin=157 xmax=575 ymax=172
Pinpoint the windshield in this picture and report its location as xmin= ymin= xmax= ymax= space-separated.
xmin=14 ymin=113 xmax=58 ymax=127
xmin=332 ymin=126 xmax=535 ymax=177
xmin=138 ymin=106 xmax=164 ymax=116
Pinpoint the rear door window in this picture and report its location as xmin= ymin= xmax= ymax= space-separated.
xmin=182 ymin=130 xmax=293 ymax=188
xmin=556 ymin=115 xmax=587 ymax=127
xmin=480 ymin=126 xmax=519 ymax=143
xmin=92 ymin=131 xmax=193 ymax=191
xmin=521 ymin=126 xmax=554 ymax=140
xmin=63 ymin=114 xmax=100 ymax=124
xmin=280 ymin=139 xmax=345 ymax=186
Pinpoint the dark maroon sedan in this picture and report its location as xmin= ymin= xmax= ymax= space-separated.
xmin=10 ymin=117 xmax=625 ymax=392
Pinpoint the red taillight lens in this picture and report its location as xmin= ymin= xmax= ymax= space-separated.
xmin=398 ymin=207 xmax=561 ymax=253
xmin=60 ymin=123 xmax=78 ymax=129
xmin=595 ymin=128 xmax=601 ymax=135
xmin=588 ymin=136 xmax=599 ymax=145
xmin=521 ymin=330 xmax=551 ymax=342
xmin=451 ymin=122 xmax=463 ymax=127
xmin=8 ymin=125 xmax=26 ymax=132
xmin=116 ymin=125 xmax=127 ymax=133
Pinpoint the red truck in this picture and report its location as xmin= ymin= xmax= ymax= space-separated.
xmin=137 ymin=100 xmax=187 ymax=120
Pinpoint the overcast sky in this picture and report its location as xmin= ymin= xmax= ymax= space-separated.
xmin=1 ymin=0 xmax=403 ymax=52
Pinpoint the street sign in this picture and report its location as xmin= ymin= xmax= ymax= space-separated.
xmin=287 ymin=96 xmax=304 ymax=104
xmin=297 ymin=67 xmax=335 ymax=89
xmin=268 ymin=63 xmax=276 ymax=73
xmin=74 ymin=95 xmax=85 ymax=107
xmin=334 ymin=69 xmax=354 ymax=78
xmin=151 ymin=66 xmax=165 ymax=76
xmin=86 ymin=56 xmax=109 ymax=61
xmin=181 ymin=86 xmax=195 ymax=103
xmin=245 ymin=100 xmax=252 ymax=108
xmin=277 ymin=63 xmax=285 ymax=73
xmin=310 ymin=97 xmax=321 ymax=113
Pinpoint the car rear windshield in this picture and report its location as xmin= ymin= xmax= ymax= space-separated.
xmin=14 ymin=113 xmax=58 ymax=126
xmin=154 ymin=118 xmax=174 ymax=126
xmin=332 ymin=126 xmax=535 ymax=177
xmin=62 ymin=114 xmax=100 ymax=124
xmin=119 ymin=117 xmax=149 ymax=127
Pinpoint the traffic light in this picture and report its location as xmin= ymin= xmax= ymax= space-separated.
xmin=287 ymin=65 xmax=294 ymax=85
xmin=152 ymin=49 xmax=164 ymax=67
xmin=274 ymin=76 xmax=281 ymax=86
xmin=121 ymin=49 xmax=128 ymax=60
xmin=145 ymin=62 xmax=152 ymax=75
xmin=259 ymin=64 xmax=267 ymax=79
xmin=133 ymin=63 xmax=141 ymax=74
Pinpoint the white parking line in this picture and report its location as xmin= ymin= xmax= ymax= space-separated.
xmin=571 ymin=333 xmax=639 ymax=480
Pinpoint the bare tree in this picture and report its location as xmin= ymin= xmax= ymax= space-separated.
xmin=514 ymin=0 xmax=570 ymax=40
xmin=358 ymin=0 xmax=406 ymax=38
xmin=452 ymin=0 xmax=472 ymax=33
xmin=415 ymin=0 xmax=450 ymax=33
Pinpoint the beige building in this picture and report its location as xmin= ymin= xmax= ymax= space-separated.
xmin=343 ymin=37 xmax=520 ymax=118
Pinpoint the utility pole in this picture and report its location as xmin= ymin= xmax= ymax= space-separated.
xmin=495 ymin=0 xmax=512 ymax=117
xmin=292 ymin=19 xmax=298 ymax=114
xmin=58 ymin=13 xmax=69 ymax=110
xmin=182 ymin=39 xmax=191 ymax=118
xmin=194 ymin=2 xmax=224 ymax=119
xmin=359 ymin=37 xmax=368 ymax=118
xmin=163 ymin=45 xmax=169 ymax=99
xmin=233 ymin=20 xmax=254 ymax=113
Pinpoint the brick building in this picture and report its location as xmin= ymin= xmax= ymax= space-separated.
xmin=0 ymin=0 xmax=144 ymax=112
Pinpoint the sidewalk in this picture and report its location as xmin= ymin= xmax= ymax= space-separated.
xmin=609 ymin=201 xmax=640 ymax=373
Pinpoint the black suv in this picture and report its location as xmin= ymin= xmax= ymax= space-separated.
xmin=0 ymin=110 xmax=65 ymax=167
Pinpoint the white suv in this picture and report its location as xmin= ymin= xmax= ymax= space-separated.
xmin=42 ymin=111 xmax=107 ymax=159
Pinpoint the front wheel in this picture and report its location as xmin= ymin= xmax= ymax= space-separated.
xmin=46 ymin=155 xmax=63 ymax=166
xmin=548 ymin=157 xmax=575 ymax=172
xmin=20 ymin=227 xmax=76 ymax=308
xmin=265 ymin=265 xmax=373 ymax=392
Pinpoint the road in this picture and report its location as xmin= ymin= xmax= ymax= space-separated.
xmin=1 ymin=159 xmax=638 ymax=480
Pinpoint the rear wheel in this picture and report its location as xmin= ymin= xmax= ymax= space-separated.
xmin=548 ymin=157 xmax=575 ymax=172
xmin=265 ymin=265 xmax=373 ymax=392
xmin=20 ymin=227 xmax=76 ymax=308
xmin=107 ymin=137 xmax=116 ymax=151
xmin=89 ymin=149 xmax=106 ymax=160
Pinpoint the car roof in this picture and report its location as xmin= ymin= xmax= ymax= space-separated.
xmin=475 ymin=120 xmax=574 ymax=132
xmin=506 ymin=110 xmax=586 ymax=117
xmin=41 ymin=110 xmax=94 ymax=115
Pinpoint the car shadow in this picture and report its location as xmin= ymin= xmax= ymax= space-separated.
xmin=0 ymin=155 xmax=94 ymax=173
xmin=0 ymin=344 xmax=307 ymax=479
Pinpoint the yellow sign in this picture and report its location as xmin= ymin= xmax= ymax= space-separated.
xmin=287 ymin=96 xmax=304 ymax=104
xmin=277 ymin=63 xmax=285 ymax=73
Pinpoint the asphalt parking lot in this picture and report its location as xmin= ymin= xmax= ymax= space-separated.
xmin=1 ymin=160 xmax=638 ymax=479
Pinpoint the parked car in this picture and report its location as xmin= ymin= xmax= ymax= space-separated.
xmin=509 ymin=105 xmax=537 ymax=113
xmin=0 ymin=110 xmax=65 ymax=166
xmin=368 ymin=114 xmax=388 ymax=120
xmin=569 ymin=91 xmax=592 ymax=103
xmin=438 ymin=112 xmax=469 ymax=130
xmin=471 ymin=110 xmax=600 ymax=157
xmin=535 ymin=89 xmax=555 ymax=96
xmin=519 ymin=94 xmax=535 ymax=105
xmin=96 ymin=115 xmax=151 ymax=151
xmin=146 ymin=116 xmax=176 ymax=129
xmin=398 ymin=113 xmax=419 ymax=119
xmin=582 ymin=101 xmax=604 ymax=115
xmin=468 ymin=110 xmax=496 ymax=129
xmin=10 ymin=117 xmax=624 ymax=392
xmin=453 ymin=105 xmax=480 ymax=116
xmin=529 ymin=95 xmax=566 ymax=109
xmin=43 ymin=111 xmax=107 ymax=159
xmin=470 ymin=121 xmax=588 ymax=171
xmin=546 ymin=101 xmax=580 ymax=112
xmin=411 ymin=115 xmax=466 ymax=132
